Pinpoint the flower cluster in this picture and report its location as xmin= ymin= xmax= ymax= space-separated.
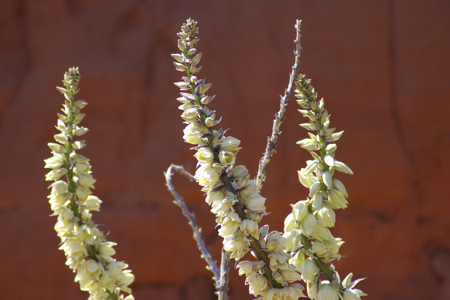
xmin=281 ymin=75 xmax=366 ymax=300
xmin=45 ymin=67 xmax=134 ymax=300
xmin=173 ymin=19 xmax=306 ymax=300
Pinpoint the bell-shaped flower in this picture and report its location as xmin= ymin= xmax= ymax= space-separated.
xmin=241 ymin=219 xmax=259 ymax=239
xmin=231 ymin=165 xmax=248 ymax=181
xmin=219 ymin=150 xmax=236 ymax=165
xmin=283 ymin=229 xmax=300 ymax=252
xmin=75 ymin=174 xmax=96 ymax=188
xmin=99 ymin=242 xmax=117 ymax=259
xmin=82 ymin=195 xmax=102 ymax=212
xmin=195 ymin=147 xmax=214 ymax=164
xmin=298 ymin=169 xmax=314 ymax=188
xmin=311 ymin=241 xmax=328 ymax=257
xmin=221 ymin=136 xmax=241 ymax=151
xmin=195 ymin=165 xmax=220 ymax=188
xmin=288 ymin=283 xmax=307 ymax=299
xmin=183 ymin=123 xmax=204 ymax=144
xmin=280 ymin=268 xmax=302 ymax=283
xmin=265 ymin=232 xmax=287 ymax=251
xmin=245 ymin=193 xmax=266 ymax=213
xmin=318 ymin=282 xmax=338 ymax=300
xmin=238 ymin=181 xmax=258 ymax=201
xmin=290 ymin=250 xmax=305 ymax=269
xmin=284 ymin=212 xmax=296 ymax=232
xmin=343 ymin=289 xmax=361 ymax=300
xmin=205 ymin=189 xmax=224 ymax=205
xmin=248 ymin=273 xmax=268 ymax=296
xmin=312 ymin=223 xmax=333 ymax=242
xmin=51 ymin=180 xmax=68 ymax=195
xmin=45 ymin=168 xmax=68 ymax=181
xmin=44 ymin=154 xmax=65 ymax=169
xmin=307 ymin=281 xmax=319 ymax=300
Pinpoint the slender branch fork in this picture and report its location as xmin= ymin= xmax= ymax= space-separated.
xmin=164 ymin=164 xmax=230 ymax=300
xmin=256 ymin=20 xmax=302 ymax=192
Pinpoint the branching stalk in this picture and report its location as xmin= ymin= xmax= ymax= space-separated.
xmin=256 ymin=19 xmax=302 ymax=192
xmin=164 ymin=164 xmax=230 ymax=299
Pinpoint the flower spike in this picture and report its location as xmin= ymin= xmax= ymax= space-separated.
xmin=281 ymin=74 xmax=367 ymax=299
xmin=45 ymin=67 xmax=134 ymax=300
xmin=172 ymin=19 xmax=307 ymax=300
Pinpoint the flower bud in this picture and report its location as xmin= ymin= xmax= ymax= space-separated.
xmin=323 ymin=171 xmax=333 ymax=189
xmin=312 ymin=223 xmax=333 ymax=242
xmin=304 ymin=160 xmax=319 ymax=174
xmin=320 ymin=109 xmax=328 ymax=123
xmin=291 ymin=250 xmax=305 ymax=268
xmin=300 ymin=213 xmax=317 ymax=236
xmin=317 ymin=204 xmax=336 ymax=227
xmin=309 ymin=182 xmax=322 ymax=197
xmin=334 ymin=160 xmax=353 ymax=175
xmin=324 ymin=154 xmax=335 ymax=167
xmin=328 ymin=189 xmax=348 ymax=209
xmin=192 ymin=52 xmax=202 ymax=65
xmin=326 ymin=143 xmax=337 ymax=154
xmin=312 ymin=193 xmax=323 ymax=210
xmin=300 ymin=258 xmax=317 ymax=282
xmin=293 ymin=201 xmax=308 ymax=222
xmin=171 ymin=53 xmax=183 ymax=62
xmin=333 ymin=178 xmax=348 ymax=198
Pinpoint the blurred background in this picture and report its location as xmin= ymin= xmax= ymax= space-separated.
xmin=1 ymin=0 xmax=450 ymax=299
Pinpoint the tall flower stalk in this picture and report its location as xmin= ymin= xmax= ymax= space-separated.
xmin=45 ymin=67 xmax=135 ymax=300
xmin=172 ymin=19 xmax=306 ymax=300
xmin=281 ymin=75 xmax=367 ymax=300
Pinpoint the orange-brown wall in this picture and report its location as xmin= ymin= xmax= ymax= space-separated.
xmin=1 ymin=0 xmax=450 ymax=299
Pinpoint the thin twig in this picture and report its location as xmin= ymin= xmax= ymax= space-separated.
xmin=256 ymin=20 xmax=302 ymax=192
xmin=217 ymin=248 xmax=231 ymax=300
xmin=164 ymin=164 xmax=229 ymax=300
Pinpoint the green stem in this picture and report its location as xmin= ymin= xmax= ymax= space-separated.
xmin=300 ymin=234 xmax=334 ymax=282
xmin=64 ymin=91 xmax=81 ymax=222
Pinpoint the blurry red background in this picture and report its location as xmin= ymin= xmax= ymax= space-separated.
xmin=1 ymin=0 xmax=450 ymax=299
